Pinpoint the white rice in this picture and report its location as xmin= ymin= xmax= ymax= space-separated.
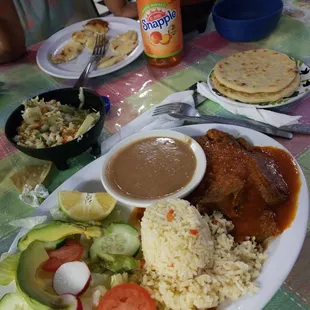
xmin=141 ymin=199 xmax=214 ymax=281
xmin=136 ymin=199 xmax=268 ymax=310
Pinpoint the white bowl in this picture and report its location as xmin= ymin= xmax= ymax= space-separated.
xmin=101 ymin=130 xmax=207 ymax=208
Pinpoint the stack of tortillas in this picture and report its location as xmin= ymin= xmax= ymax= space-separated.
xmin=211 ymin=49 xmax=300 ymax=104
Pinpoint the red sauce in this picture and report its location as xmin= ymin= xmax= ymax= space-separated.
xmin=230 ymin=146 xmax=301 ymax=242
xmin=260 ymin=147 xmax=301 ymax=231
xmin=128 ymin=207 xmax=146 ymax=230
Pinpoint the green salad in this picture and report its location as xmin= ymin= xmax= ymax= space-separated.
xmin=0 ymin=189 xmax=144 ymax=310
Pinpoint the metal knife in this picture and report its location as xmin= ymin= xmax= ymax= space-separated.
xmin=189 ymin=84 xmax=310 ymax=135
xmin=170 ymin=113 xmax=293 ymax=139
xmin=280 ymin=123 xmax=310 ymax=134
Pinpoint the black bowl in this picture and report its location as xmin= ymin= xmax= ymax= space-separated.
xmin=5 ymin=88 xmax=105 ymax=170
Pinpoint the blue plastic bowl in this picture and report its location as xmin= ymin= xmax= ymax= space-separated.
xmin=212 ymin=0 xmax=283 ymax=42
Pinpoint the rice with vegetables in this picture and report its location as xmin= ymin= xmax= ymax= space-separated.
xmin=14 ymin=97 xmax=99 ymax=148
xmin=135 ymin=199 xmax=267 ymax=310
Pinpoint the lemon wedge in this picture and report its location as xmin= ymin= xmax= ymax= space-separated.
xmin=58 ymin=191 xmax=117 ymax=222
xmin=74 ymin=113 xmax=99 ymax=139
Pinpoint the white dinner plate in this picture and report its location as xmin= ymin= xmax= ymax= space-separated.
xmin=36 ymin=16 xmax=143 ymax=79
xmin=4 ymin=124 xmax=309 ymax=310
xmin=207 ymin=58 xmax=310 ymax=109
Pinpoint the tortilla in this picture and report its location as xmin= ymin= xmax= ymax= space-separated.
xmin=84 ymin=19 xmax=109 ymax=34
xmin=97 ymin=55 xmax=125 ymax=69
xmin=85 ymin=36 xmax=97 ymax=51
xmin=109 ymin=31 xmax=138 ymax=56
xmin=211 ymin=73 xmax=301 ymax=104
xmin=10 ymin=163 xmax=52 ymax=192
xmin=50 ymin=40 xmax=83 ymax=64
xmin=72 ymin=30 xmax=94 ymax=44
xmin=214 ymin=49 xmax=297 ymax=94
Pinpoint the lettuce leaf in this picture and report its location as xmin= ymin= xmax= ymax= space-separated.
xmin=9 ymin=215 xmax=47 ymax=229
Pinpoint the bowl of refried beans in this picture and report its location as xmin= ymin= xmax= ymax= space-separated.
xmin=101 ymin=130 xmax=207 ymax=207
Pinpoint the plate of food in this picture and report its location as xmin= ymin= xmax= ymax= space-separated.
xmin=0 ymin=124 xmax=308 ymax=310
xmin=36 ymin=16 xmax=143 ymax=79
xmin=207 ymin=49 xmax=310 ymax=108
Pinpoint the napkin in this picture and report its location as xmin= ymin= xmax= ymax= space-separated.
xmin=197 ymin=82 xmax=302 ymax=128
xmin=100 ymin=90 xmax=194 ymax=154
xmin=19 ymin=184 xmax=49 ymax=208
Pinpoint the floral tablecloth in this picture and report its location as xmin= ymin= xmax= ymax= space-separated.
xmin=0 ymin=13 xmax=309 ymax=310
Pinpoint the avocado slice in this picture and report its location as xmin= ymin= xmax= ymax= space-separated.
xmin=74 ymin=113 xmax=99 ymax=138
xmin=0 ymin=253 xmax=20 ymax=285
xmin=16 ymin=241 xmax=72 ymax=310
xmin=18 ymin=221 xmax=102 ymax=251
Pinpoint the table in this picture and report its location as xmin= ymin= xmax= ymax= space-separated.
xmin=0 ymin=12 xmax=309 ymax=310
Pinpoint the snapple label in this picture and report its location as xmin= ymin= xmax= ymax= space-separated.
xmin=137 ymin=0 xmax=183 ymax=62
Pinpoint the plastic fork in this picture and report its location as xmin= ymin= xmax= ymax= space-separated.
xmin=74 ymin=34 xmax=106 ymax=88
xmin=152 ymin=102 xmax=293 ymax=139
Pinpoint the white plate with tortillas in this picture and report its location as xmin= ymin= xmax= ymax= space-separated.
xmin=207 ymin=49 xmax=310 ymax=109
xmin=36 ymin=16 xmax=143 ymax=79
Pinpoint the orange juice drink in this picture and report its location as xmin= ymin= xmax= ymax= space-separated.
xmin=137 ymin=0 xmax=183 ymax=68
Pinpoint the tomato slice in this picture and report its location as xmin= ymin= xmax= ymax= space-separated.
xmin=42 ymin=240 xmax=84 ymax=272
xmin=97 ymin=283 xmax=156 ymax=310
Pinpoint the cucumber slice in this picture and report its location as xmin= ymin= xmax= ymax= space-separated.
xmin=90 ymin=223 xmax=140 ymax=260
xmin=97 ymin=253 xmax=138 ymax=273
xmin=0 ymin=292 xmax=31 ymax=310
xmin=105 ymin=223 xmax=139 ymax=238
xmin=44 ymin=237 xmax=66 ymax=250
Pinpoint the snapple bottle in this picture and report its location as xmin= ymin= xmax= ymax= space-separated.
xmin=137 ymin=0 xmax=183 ymax=68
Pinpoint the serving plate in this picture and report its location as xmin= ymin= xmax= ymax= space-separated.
xmin=4 ymin=124 xmax=309 ymax=310
xmin=36 ymin=16 xmax=143 ymax=79
xmin=207 ymin=58 xmax=310 ymax=109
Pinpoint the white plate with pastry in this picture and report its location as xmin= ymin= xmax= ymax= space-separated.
xmin=36 ymin=16 xmax=143 ymax=79
xmin=207 ymin=49 xmax=310 ymax=109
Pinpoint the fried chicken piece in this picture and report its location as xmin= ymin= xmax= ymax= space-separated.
xmin=188 ymin=129 xmax=289 ymax=242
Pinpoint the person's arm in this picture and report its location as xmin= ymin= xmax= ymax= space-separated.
xmin=104 ymin=0 xmax=138 ymax=19
xmin=0 ymin=0 xmax=26 ymax=64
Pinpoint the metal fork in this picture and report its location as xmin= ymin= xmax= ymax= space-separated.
xmin=74 ymin=34 xmax=106 ymax=88
xmin=152 ymin=102 xmax=293 ymax=139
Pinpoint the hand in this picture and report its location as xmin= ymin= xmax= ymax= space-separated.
xmin=104 ymin=0 xmax=138 ymax=19
xmin=0 ymin=0 xmax=26 ymax=64
xmin=0 ymin=28 xmax=26 ymax=63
